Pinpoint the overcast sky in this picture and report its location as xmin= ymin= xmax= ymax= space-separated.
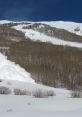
xmin=0 ymin=0 xmax=82 ymax=22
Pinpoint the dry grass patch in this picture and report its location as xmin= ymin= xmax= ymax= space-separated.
xmin=0 ymin=86 xmax=11 ymax=95
xmin=33 ymin=89 xmax=55 ymax=98
xmin=71 ymin=90 xmax=81 ymax=98
xmin=14 ymin=89 xmax=31 ymax=96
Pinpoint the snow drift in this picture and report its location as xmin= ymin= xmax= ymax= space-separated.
xmin=0 ymin=53 xmax=34 ymax=83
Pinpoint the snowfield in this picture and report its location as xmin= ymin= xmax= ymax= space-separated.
xmin=0 ymin=95 xmax=82 ymax=117
xmin=0 ymin=53 xmax=34 ymax=83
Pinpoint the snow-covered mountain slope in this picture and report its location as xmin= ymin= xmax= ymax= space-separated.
xmin=1 ymin=20 xmax=82 ymax=48
xmin=13 ymin=24 xmax=82 ymax=48
xmin=41 ymin=21 xmax=82 ymax=36
xmin=0 ymin=53 xmax=34 ymax=83
xmin=1 ymin=20 xmax=82 ymax=36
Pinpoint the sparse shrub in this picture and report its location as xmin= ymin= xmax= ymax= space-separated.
xmin=7 ymin=82 xmax=12 ymax=85
xmin=27 ymin=102 xmax=31 ymax=105
xmin=46 ymin=90 xmax=55 ymax=96
xmin=6 ymin=109 xmax=13 ymax=112
xmin=0 ymin=79 xmax=2 ymax=82
xmin=71 ymin=90 xmax=81 ymax=98
xmin=33 ymin=89 xmax=55 ymax=98
xmin=14 ymin=89 xmax=31 ymax=95
xmin=0 ymin=86 xmax=11 ymax=94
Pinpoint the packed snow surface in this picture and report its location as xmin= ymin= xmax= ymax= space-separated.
xmin=13 ymin=24 xmax=82 ymax=48
xmin=0 ymin=79 xmax=81 ymax=117
xmin=0 ymin=53 xmax=34 ymax=83
xmin=0 ymin=95 xmax=82 ymax=117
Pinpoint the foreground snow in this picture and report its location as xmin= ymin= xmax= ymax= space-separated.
xmin=0 ymin=95 xmax=82 ymax=117
xmin=0 ymin=53 xmax=34 ymax=83
xmin=0 ymin=79 xmax=82 ymax=117
xmin=13 ymin=25 xmax=82 ymax=48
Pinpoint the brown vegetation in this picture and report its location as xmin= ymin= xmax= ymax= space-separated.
xmin=0 ymin=86 xmax=11 ymax=94
xmin=6 ymin=39 xmax=82 ymax=90
xmin=33 ymin=89 xmax=55 ymax=98
xmin=0 ymin=25 xmax=82 ymax=91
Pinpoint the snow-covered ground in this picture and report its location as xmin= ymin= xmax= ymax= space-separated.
xmin=0 ymin=95 xmax=82 ymax=117
xmin=13 ymin=24 xmax=82 ymax=48
xmin=1 ymin=79 xmax=70 ymax=98
xmin=0 ymin=79 xmax=82 ymax=117
xmin=0 ymin=53 xmax=34 ymax=83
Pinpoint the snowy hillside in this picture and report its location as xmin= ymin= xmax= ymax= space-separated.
xmin=0 ymin=52 xmax=71 ymax=98
xmin=1 ymin=20 xmax=82 ymax=36
xmin=0 ymin=20 xmax=82 ymax=117
xmin=0 ymin=53 xmax=34 ymax=83
xmin=13 ymin=24 xmax=82 ymax=48
xmin=1 ymin=20 xmax=82 ymax=48
xmin=41 ymin=21 xmax=82 ymax=36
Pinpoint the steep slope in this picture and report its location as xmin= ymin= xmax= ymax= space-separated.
xmin=0 ymin=53 xmax=34 ymax=83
